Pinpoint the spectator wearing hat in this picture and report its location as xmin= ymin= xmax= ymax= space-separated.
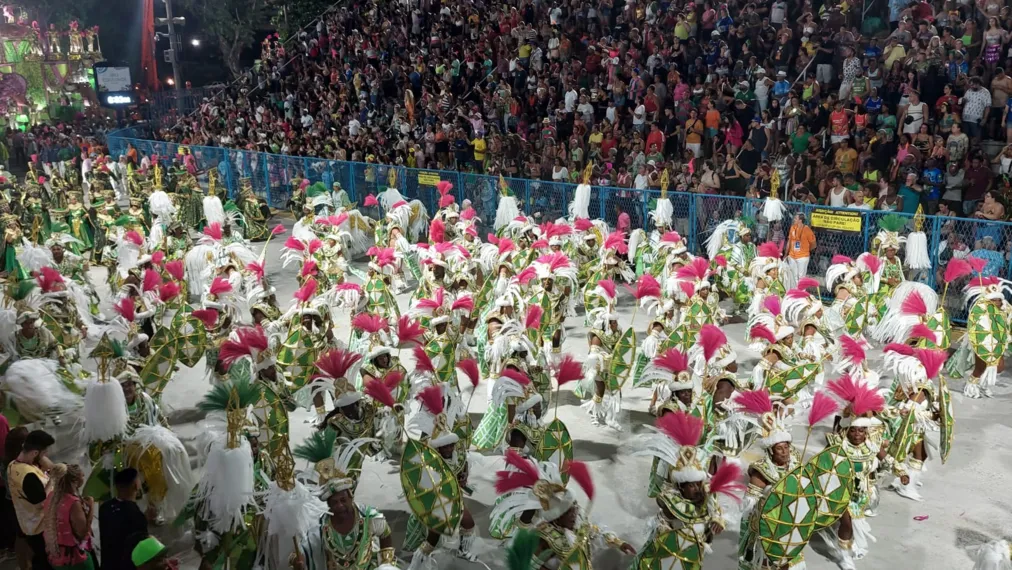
xmin=130 ymin=538 xmax=171 ymax=570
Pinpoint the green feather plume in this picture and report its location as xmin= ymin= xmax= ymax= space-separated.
xmin=197 ymin=376 xmax=260 ymax=413
xmin=877 ymin=214 xmax=907 ymax=233
xmin=8 ymin=280 xmax=36 ymax=301
xmin=110 ymin=338 xmax=127 ymax=359
xmin=293 ymin=429 xmax=338 ymax=464
xmin=224 ymin=200 xmax=240 ymax=212
xmin=305 ymin=182 xmax=328 ymax=199
xmin=738 ymin=215 xmax=756 ymax=228
xmin=506 ymin=529 xmax=539 ymax=570
xmin=114 ymin=215 xmax=133 ymax=227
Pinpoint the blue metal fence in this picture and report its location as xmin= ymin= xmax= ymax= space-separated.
xmin=106 ymin=130 xmax=1012 ymax=321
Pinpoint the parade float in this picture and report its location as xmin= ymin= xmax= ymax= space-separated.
xmin=0 ymin=4 xmax=103 ymax=127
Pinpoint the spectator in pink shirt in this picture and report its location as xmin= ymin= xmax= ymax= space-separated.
xmin=616 ymin=203 xmax=631 ymax=234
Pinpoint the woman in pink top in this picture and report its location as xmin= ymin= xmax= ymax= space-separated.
xmin=42 ymin=464 xmax=95 ymax=570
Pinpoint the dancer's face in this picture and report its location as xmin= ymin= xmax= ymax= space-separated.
xmin=771 ymin=442 xmax=792 ymax=466
xmin=847 ymin=426 xmax=868 ymax=445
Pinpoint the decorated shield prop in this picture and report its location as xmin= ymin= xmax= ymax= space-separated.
xmin=967 ymin=301 xmax=1008 ymax=365
xmin=277 ymin=328 xmax=320 ymax=391
xmin=886 ymin=409 xmax=916 ymax=464
xmin=537 ymin=418 xmax=574 ymax=482
xmin=453 ymin=416 xmax=473 ymax=454
xmin=636 ymin=528 xmax=704 ymax=570
xmin=938 ymin=376 xmax=953 ymax=464
xmin=807 ymin=446 xmax=854 ymax=528
xmin=400 ymin=439 xmax=462 ymax=536
xmin=169 ymin=305 xmax=208 ymax=368
xmin=767 ymin=362 xmax=820 ymax=401
xmin=923 ymin=310 xmax=951 ymax=350
xmin=756 ymin=462 xmax=820 ymax=565
xmin=609 ymin=327 xmax=637 ymax=391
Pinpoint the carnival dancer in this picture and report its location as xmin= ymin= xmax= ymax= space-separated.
xmin=825 ymin=255 xmax=870 ymax=338
xmin=293 ymin=434 xmax=400 ymax=570
xmin=413 ymin=288 xmax=473 ymax=385
xmin=819 ymin=375 xmax=895 ymax=567
xmin=630 ymin=411 xmax=745 ymax=569
xmin=949 ymin=276 xmax=1012 ymax=398
xmin=734 ymin=389 xmax=806 ymax=570
xmin=312 ymin=348 xmax=386 ymax=457
xmin=746 ymin=242 xmax=788 ymax=321
xmin=707 ymin=217 xmax=757 ymax=316
xmin=363 ymin=248 xmax=401 ymax=320
xmin=630 ymin=294 xmax=677 ymax=395
xmin=490 ymin=450 xmax=636 ymax=569
xmin=528 ymin=252 xmax=578 ymax=360
xmin=581 ymin=231 xmax=634 ymax=310
xmin=746 ymin=298 xmax=798 ymax=393
xmin=881 ymin=343 xmax=949 ymax=501
xmin=403 ymin=385 xmax=477 ymax=567
xmin=783 ymin=279 xmax=834 ymax=369
xmin=47 ymin=236 xmax=100 ymax=316
xmin=577 ymin=306 xmax=634 ymax=430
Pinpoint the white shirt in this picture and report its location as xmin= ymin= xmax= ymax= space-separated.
xmin=633 ymin=104 xmax=646 ymax=125
xmin=565 ymin=89 xmax=578 ymax=112
xmin=634 ymin=173 xmax=649 ymax=189
xmin=348 ymin=118 xmax=361 ymax=136
xmin=771 ymin=1 xmax=787 ymax=23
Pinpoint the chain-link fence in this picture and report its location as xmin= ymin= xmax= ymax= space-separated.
xmin=107 ymin=132 xmax=1012 ymax=322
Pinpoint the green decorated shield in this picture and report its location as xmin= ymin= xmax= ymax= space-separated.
xmin=399 ymin=439 xmax=462 ymax=536
xmin=637 ymin=529 xmax=703 ymax=570
xmin=938 ymin=376 xmax=953 ymax=464
xmin=424 ymin=336 xmax=456 ymax=384
xmin=844 ymin=299 xmax=867 ymax=336
xmin=967 ymin=301 xmax=1008 ymax=365
xmin=766 ymin=362 xmax=820 ymax=401
xmin=754 ymin=461 xmax=820 ymax=565
xmin=609 ymin=327 xmax=637 ymax=391
xmin=139 ymin=341 xmax=177 ymax=399
xmin=807 ymin=445 xmax=854 ymax=528
xmin=473 ymin=273 xmax=497 ymax=315
xmin=922 ymin=310 xmax=951 ymax=350
xmin=276 ymin=328 xmax=321 ymax=391
xmin=537 ymin=418 xmax=574 ymax=482
xmin=886 ymin=409 xmax=916 ymax=464
xmin=170 ymin=305 xmax=208 ymax=368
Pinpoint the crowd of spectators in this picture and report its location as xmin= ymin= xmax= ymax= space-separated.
xmin=146 ymin=0 xmax=1012 ymax=228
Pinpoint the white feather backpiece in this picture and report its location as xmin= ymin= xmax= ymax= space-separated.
xmin=82 ymin=380 xmax=129 ymax=444
xmin=149 ymin=190 xmax=177 ymax=220
xmin=495 ymin=195 xmax=520 ymax=231
xmin=569 ymin=184 xmax=591 ymax=220
xmin=16 ymin=242 xmax=54 ymax=274
xmin=128 ymin=425 xmax=195 ymax=521
xmin=203 ymin=196 xmax=226 ymax=227
xmin=258 ymin=479 xmax=329 ymax=570
xmin=2 ymin=359 xmax=83 ymax=422
xmin=905 ymin=231 xmax=931 ymax=269
xmin=196 ymin=437 xmax=256 ymax=534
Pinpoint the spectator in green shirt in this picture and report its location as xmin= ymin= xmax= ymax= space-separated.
xmin=790 ymin=125 xmax=812 ymax=154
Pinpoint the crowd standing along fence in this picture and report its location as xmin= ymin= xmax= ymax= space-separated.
xmin=108 ymin=129 xmax=1012 ymax=323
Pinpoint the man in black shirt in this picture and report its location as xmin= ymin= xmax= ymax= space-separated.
xmin=99 ymin=468 xmax=149 ymax=570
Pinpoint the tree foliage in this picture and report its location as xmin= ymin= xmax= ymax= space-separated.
xmin=178 ymin=0 xmax=275 ymax=78
xmin=270 ymin=0 xmax=335 ymax=39
xmin=29 ymin=0 xmax=99 ymax=26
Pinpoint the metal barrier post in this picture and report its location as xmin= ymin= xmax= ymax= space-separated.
xmin=862 ymin=212 xmax=871 ymax=252
xmin=928 ymin=215 xmax=942 ymax=288
xmin=262 ymin=155 xmax=272 ymax=208
xmin=688 ymin=194 xmax=697 ymax=253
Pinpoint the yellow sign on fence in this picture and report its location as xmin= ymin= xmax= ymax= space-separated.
xmin=418 ymin=172 xmax=441 ymax=186
xmin=810 ymin=208 xmax=862 ymax=232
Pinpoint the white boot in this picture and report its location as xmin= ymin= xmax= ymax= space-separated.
xmin=891 ymin=469 xmax=923 ymax=502
xmin=964 ymin=377 xmax=982 ymax=399
xmin=837 ymin=542 xmax=857 ymax=570
xmin=407 ymin=545 xmax=435 ymax=570
xmin=457 ymin=528 xmax=478 ymax=562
